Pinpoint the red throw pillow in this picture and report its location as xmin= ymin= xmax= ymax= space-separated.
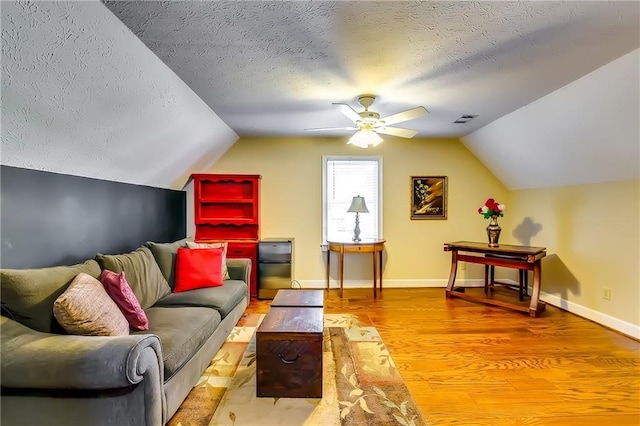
xmin=174 ymin=247 xmax=224 ymax=293
xmin=99 ymin=269 xmax=149 ymax=331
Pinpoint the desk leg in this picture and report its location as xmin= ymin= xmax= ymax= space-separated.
xmin=339 ymin=251 xmax=344 ymax=298
xmin=490 ymin=266 xmax=495 ymax=292
xmin=326 ymin=249 xmax=330 ymax=291
xmin=379 ymin=249 xmax=383 ymax=295
xmin=529 ymin=261 xmax=544 ymax=317
xmin=484 ymin=265 xmax=489 ymax=295
xmin=445 ymin=250 xmax=458 ymax=297
xmin=372 ymin=250 xmax=377 ymax=299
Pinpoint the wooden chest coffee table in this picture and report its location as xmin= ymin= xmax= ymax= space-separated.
xmin=271 ymin=289 xmax=324 ymax=308
xmin=256 ymin=306 xmax=323 ymax=398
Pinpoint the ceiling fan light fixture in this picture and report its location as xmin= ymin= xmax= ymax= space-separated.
xmin=348 ymin=129 xmax=383 ymax=148
xmin=308 ymin=94 xmax=428 ymax=144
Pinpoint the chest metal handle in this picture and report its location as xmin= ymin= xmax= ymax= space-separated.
xmin=278 ymin=353 xmax=301 ymax=364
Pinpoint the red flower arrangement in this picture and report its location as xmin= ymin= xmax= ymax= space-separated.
xmin=478 ymin=198 xmax=505 ymax=219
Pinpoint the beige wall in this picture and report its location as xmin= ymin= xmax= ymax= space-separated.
xmin=510 ymin=180 xmax=640 ymax=326
xmin=204 ymin=136 xmax=639 ymax=331
xmin=206 ymin=136 xmax=509 ymax=286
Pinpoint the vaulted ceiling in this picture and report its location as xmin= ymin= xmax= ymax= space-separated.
xmin=1 ymin=1 xmax=639 ymax=189
xmin=104 ymin=0 xmax=639 ymax=139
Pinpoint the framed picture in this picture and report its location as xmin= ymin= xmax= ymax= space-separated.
xmin=411 ymin=176 xmax=447 ymax=220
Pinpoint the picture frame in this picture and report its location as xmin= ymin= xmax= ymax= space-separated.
xmin=411 ymin=176 xmax=447 ymax=220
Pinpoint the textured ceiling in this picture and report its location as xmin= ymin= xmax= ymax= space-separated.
xmin=1 ymin=1 xmax=638 ymax=191
xmin=103 ymin=0 xmax=640 ymax=138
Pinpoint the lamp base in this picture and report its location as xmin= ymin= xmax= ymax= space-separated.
xmin=352 ymin=212 xmax=361 ymax=242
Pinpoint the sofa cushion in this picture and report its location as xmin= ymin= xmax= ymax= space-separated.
xmin=144 ymin=238 xmax=191 ymax=290
xmin=0 ymin=260 xmax=101 ymax=333
xmin=155 ymin=280 xmax=248 ymax=319
xmin=137 ymin=306 xmax=221 ymax=380
xmin=185 ymin=241 xmax=231 ymax=280
xmin=99 ymin=269 xmax=149 ymax=331
xmin=96 ymin=247 xmax=171 ymax=310
xmin=174 ymin=247 xmax=224 ymax=292
xmin=53 ymin=273 xmax=130 ymax=336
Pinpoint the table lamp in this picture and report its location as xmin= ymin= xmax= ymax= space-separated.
xmin=347 ymin=195 xmax=369 ymax=242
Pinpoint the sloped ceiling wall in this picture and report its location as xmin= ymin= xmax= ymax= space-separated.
xmin=462 ymin=49 xmax=639 ymax=190
xmin=1 ymin=0 xmax=237 ymax=189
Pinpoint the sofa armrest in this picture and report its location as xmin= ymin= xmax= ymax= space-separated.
xmin=1 ymin=316 xmax=163 ymax=390
xmin=226 ymin=258 xmax=251 ymax=284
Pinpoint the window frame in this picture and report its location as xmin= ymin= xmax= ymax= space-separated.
xmin=321 ymin=155 xmax=384 ymax=245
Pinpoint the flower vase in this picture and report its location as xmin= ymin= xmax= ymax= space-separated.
xmin=486 ymin=215 xmax=501 ymax=247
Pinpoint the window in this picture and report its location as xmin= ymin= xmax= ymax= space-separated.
xmin=322 ymin=156 xmax=383 ymax=244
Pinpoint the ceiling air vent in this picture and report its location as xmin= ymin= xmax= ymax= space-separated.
xmin=454 ymin=115 xmax=478 ymax=124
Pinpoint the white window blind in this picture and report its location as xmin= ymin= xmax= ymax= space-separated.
xmin=322 ymin=156 xmax=382 ymax=243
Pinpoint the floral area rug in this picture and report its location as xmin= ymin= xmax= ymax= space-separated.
xmin=168 ymin=313 xmax=426 ymax=426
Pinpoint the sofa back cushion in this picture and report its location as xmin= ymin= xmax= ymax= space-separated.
xmin=144 ymin=238 xmax=191 ymax=290
xmin=0 ymin=260 xmax=101 ymax=333
xmin=95 ymin=246 xmax=171 ymax=309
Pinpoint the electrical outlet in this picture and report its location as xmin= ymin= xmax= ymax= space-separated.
xmin=460 ymin=262 xmax=466 ymax=270
xmin=603 ymin=287 xmax=612 ymax=300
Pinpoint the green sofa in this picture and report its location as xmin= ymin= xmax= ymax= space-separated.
xmin=0 ymin=240 xmax=250 ymax=426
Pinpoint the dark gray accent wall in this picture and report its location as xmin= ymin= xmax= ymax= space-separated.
xmin=0 ymin=166 xmax=186 ymax=269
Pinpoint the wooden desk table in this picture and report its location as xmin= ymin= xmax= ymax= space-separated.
xmin=443 ymin=241 xmax=547 ymax=317
xmin=326 ymin=240 xmax=386 ymax=298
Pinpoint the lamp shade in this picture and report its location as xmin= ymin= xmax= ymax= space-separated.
xmin=347 ymin=129 xmax=383 ymax=148
xmin=347 ymin=195 xmax=369 ymax=213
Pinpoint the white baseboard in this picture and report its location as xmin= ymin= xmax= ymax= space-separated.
xmin=294 ymin=279 xmax=640 ymax=340
xmin=539 ymin=291 xmax=640 ymax=340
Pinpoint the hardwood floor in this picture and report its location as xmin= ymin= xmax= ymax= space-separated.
xmin=246 ymin=288 xmax=640 ymax=425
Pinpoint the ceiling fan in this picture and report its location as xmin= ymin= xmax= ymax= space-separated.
xmin=306 ymin=95 xmax=429 ymax=148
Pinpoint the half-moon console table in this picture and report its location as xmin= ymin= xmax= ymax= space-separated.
xmin=326 ymin=239 xmax=386 ymax=298
xmin=443 ymin=241 xmax=547 ymax=317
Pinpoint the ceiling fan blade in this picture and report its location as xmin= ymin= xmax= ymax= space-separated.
xmin=382 ymin=106 xmax=429 ymax=126
xmin=375 ymin=126 xmax=418 ymax=138
xmin=305 ymin=126 xmax=359 ymax=132
xmin=332 ymin=102 xmax=362 ymax=123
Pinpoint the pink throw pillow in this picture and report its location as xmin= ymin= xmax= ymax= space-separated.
xmin=99 ymin=269 xmax=149 ymax=331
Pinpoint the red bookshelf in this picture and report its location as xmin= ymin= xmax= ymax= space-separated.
xmin=192 ymin=174 xmax=261 ymax=295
